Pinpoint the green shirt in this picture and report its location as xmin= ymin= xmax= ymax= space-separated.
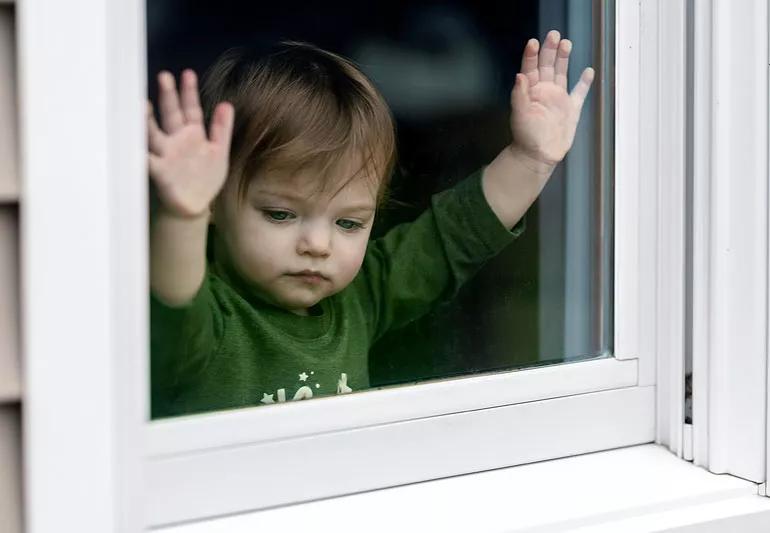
xmin=151 ymin=169 xmax=524 ymax=418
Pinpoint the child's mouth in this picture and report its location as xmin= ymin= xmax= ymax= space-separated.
xmin=287 ymin=270 xmax=329 ymax=284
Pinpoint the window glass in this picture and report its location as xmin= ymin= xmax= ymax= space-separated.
xmin=147 ymin=0 xmax=613 ymax=417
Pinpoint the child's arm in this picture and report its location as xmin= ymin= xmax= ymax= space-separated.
xmin=148 ymin=70 xmax=234 ymax=306
xmin=356 ymin=31 xmax=594 ymax=341
xmin=482 ymin=30 xmax=594 ymax=229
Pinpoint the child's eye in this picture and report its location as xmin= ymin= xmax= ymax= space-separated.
xmin=336 ymin=219 xmax=364 ymax=231
xmin=262 ymin=210 xmax=294 ymax=222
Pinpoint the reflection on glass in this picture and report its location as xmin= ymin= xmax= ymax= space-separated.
xmin=148 ymin=0 xmax=613 ymax=418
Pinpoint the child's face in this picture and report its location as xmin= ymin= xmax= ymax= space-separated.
xmin=212 ymin=162 xmax=378 ymax=315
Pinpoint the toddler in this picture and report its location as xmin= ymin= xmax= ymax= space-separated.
xmin=149 ymin=31 xmax=593 ymax=418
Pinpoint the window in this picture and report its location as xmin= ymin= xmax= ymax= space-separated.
xmin=148 ymin=0 xmax=615 ymax=421
xmin=141 ymin=0 xmax=658 ymax=526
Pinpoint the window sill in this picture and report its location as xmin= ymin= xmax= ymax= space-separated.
xmin=158 ymin=444 xmax=770 ymax=532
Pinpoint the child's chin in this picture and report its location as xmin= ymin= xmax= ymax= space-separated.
xmin=273 ymin=291 xmax=325 ymax=312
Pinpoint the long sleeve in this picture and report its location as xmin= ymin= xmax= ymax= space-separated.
xmin=150 ymin=272 xmax=225 ymax=416
xmin=357 ymin=168 xmax=526 ymax=342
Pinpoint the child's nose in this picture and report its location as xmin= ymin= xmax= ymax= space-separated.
xmin=296 ymin=222 xmax=331 ymax=257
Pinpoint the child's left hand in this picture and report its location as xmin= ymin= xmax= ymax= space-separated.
xmin=480 ymin=30 xmax=595 ymax=229
xmin=509 ymin=30 xmax=594 ymax=168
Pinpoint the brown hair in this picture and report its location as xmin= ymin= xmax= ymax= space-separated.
xmin=200 ymin=41 xmax=396 ymax=207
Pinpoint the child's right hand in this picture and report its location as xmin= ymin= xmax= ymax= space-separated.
xmin=148 ymin=70 xmax=234 ymax=219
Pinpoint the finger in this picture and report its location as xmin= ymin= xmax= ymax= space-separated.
xmin=538 ymin=30 xmax=560 ymax=83
xmin=180 ymin=69 xmax=204 ymax=125
xmin=570 ymin=67 xmax=595 ymax=108
xmin=554 ymin=39 xmax=572 ymax=90
xmin=510 ymin=73 xmax=531 ymax=109
xmin=157 ymin=71 xmax=186 ymax=133
xmin=209 ymin=102 xmax=235 ymax=150
xmin=520 ymin=38 xmax=540 ymax=87
xmin=147 ymin=101 xmax=167 ymax=154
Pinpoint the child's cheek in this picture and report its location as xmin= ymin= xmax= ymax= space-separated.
xmin=240 ymin=224 xmax=289 ymax=274
xmin=337 ymin=237 xmax=368 ymax=280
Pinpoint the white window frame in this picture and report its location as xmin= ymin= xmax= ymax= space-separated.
xmin=15 ymin=0 xmax=768 ymax=531
xmin=690 ymin=0 xmax=769 ymax=482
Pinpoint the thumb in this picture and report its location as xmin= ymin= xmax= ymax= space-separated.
xmin=510 ymin=73 xmax=530 ymax=110
xmin=570 ymin=67 xmax=595 ymax=109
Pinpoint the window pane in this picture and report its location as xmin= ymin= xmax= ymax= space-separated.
xmin=147 ymin=0 xmax=614 ymax=417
